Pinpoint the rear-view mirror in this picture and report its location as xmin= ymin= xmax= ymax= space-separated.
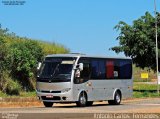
xmin=37 ymin=62 xmax=42 ymax=70
xmin=78 ymin=63 xmax=83 ymax=71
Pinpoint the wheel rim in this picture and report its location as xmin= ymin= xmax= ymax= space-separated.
xmin=115 ymin=93 xmax=121 ymax=103
xmin=80 ymin=94 xmax=86 ymax=105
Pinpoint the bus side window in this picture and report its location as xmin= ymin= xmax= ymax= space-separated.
xmin=98 ymin=60 xmax=106 ymax=79
xmin=91 ymin=59 xmax=106 ymax=79
xmin=106 ymin=60 xmax=114 ymax=79
xmin=119 ymin=60 xmax=132 ymax=79
xmin=80 ymin=63 xmax=91 ymax=79
xmin=74 ymin=59 xmax=91 ymax=84
xmin=91 ymin=60 xmax=99 ymax=79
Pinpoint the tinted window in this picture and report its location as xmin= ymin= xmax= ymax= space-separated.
xmin=77 ymin=58 xmax=132 ymax=80
xmin=37 ymin=57 xmax=75 ymax=82
xmin=106 ymin=60 xmax=114 ymax=79
xmin=99 ymin=60 xmax=106 ymax=78
xmin=81 ymin=63 xmax=91 ymax=78
xmin=91 ymin=59 xmax=106 ymax=79
xmin=39 ymin=61 xmax=59 ymax=78
xmin=119 ymin=60 xmax=132 ymax=79
xmin=114 ymin=60 xmax=120 ymax=79
xmin=78 ymin=58 xmax=91 ymax=79
xmin=91 ymin=60 xmax=99 ymax=79
xmin=106 ymin=59 xmax=132 ymax=79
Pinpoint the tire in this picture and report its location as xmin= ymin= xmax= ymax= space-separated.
xmin=86 ymin=101 xmax=93 ymax=106
xmin=108 ymin=91 xmax=121 ymax=105
xmin=76 ymin=92 xmax=87 ymax=107
xmin=43 ymin=101 xmax=54 ymax=107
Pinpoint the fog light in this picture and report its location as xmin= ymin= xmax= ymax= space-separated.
xmin=37 ymin=96 xmax=40 ymax=100
xmin=62 ymin=97 xmax=66 ymax=100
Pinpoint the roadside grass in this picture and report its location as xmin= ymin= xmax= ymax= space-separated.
xmin=0 ymin=91 xmax=8 ymax=97
xmin=133 ymin=83 xmax=158 ymax=91
xmin=133 ymin=82 xmax=160 ymax=98
xmin=133 ymin=91 xmax=160 ymax=98
xmin=19 ymin=91 xmax=36 ymax=97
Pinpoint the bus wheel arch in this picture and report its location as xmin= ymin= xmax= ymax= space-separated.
xmin=76 ymin=90 xmax=88 ymax=107
xmin=108 ymin=89 xmax=122 ymax=105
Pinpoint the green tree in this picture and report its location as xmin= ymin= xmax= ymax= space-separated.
xmin=111 ymin=12 xmax=160 ymax=71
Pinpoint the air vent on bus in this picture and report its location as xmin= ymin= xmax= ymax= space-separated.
xmin=41 ymin=90 xmax=61 ymax=93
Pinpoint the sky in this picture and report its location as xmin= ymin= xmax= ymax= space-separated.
xmin=0 ymin=0 xmax=160 ymax=57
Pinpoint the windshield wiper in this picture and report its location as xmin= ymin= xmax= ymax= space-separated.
xmin=51 ymin=64 xmax=60 ymax=78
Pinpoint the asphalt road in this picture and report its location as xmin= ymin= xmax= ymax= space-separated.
xmin=0 ymin=98 xmax=160 ymax=119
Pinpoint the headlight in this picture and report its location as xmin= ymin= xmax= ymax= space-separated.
xmin=61 ymin=88 xmax=71 ymax=93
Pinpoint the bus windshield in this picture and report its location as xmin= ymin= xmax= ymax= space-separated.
xmin=37 ymin=57 xmax=76 ymax=82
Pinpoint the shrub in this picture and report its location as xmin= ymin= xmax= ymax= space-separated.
xmin=8 ymin=40 xmax=43 ymax=90
xmin=0 ymin=38 xmax=9 ymax=76
xmin=38 ymin=41 xmax=70 ymax=55
xmin=0 ymin=71 xmax=21 ymax=95
xmin=6 ymin=78 xmax=21 ymax=95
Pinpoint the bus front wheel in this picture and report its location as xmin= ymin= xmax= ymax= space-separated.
xmin=43 ymin=101 xmax=54 ymax=107
xmin=108 ymin=91 xmax=121 ymax=105
xmin=76 ymin=92 xmax=87 ymax=107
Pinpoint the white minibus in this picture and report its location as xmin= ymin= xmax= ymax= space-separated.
xmin=36 ymin=54 xmax=132 ymax=107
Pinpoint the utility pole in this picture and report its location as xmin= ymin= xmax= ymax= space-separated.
xmin=154 ymin=0 xmax=159 ymax=94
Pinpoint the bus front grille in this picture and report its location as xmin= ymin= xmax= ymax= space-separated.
xmin=41 ymin=90 xmax=61 ymax=93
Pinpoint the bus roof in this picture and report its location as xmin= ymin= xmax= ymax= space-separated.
xmin=46 ymin=53 xmax=131 ymax=60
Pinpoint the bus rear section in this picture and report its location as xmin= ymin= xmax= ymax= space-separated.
xmin=72 ymin=57 xmax=132 ymax=106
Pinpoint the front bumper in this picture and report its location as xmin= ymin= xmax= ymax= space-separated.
xmin=36 ymin=90 xmax=74 ymax=102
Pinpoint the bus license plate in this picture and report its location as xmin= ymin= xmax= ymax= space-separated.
xmin=46 ymin=95 xmax=53 ymax=98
